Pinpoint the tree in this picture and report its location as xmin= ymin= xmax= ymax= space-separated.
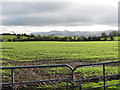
xmin=31 ymin=34 xmax=35 ymax=37
xmin=23 ymin=33 xmax=27 ymax=36
xmin=17 ymin=34 xmax=21 ymax=39
xmin=68 ymin=37 xmax=72 ymax=41
xmin=61 ymin=37 xmax=68 ymax=41
xmin=101 ymin=33 xmax=108 ymax=41
xmin=110 ymin=36 xmax=114 ymax=41
xmin=73 ymin=36 xmax=76 ymax=41
xmin=88 ymin=36 xmax=92 ymax=41
xmin=108 ymin=31 xmax=118 ymax=41
xmin=8 ymin=39 xmax=12 ymax=42
xmin=83 ymin=37 xmax=87 ymax=41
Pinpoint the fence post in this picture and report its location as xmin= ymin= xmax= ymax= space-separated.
xmin=79 ymin=80 xmax=82 ymax=90
xmin=103 ymin=64 xmax=105 ymax=90
xmin=11 ymin=69 xmax=14 ymax=90
xmin=66 ymin=78 xmax=69 ymax=90
xmin=71 ymin=70 xmax=74 ymax=90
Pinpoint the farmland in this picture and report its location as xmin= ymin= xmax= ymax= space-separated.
xmin=1 ymin=41 xmax=118 ymax=67
xmin=1 ymin=41 xmax=119 ymax=89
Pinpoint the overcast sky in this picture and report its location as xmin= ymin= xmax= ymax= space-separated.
xmin=0 ymin=0 xmax=119 ymax=34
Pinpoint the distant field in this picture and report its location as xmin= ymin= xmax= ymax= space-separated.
xmin=1 ymin=35 xmax=28 ymax=41
xmin=2 ymin=35 xmax=17 ymax=41
xmin=1 ymin=41 xmax=118 ymax=67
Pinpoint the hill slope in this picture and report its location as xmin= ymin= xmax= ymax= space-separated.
xmin=30 ymin=30 xmax=117 ymax=37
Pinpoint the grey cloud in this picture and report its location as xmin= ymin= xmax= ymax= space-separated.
xmin=2 ymin=13 xmax=92 ymax=26
xmin=2 ymin=2 xmax=69 ymax=16
xmin=1 ymin=2 xmax=117 ymax=26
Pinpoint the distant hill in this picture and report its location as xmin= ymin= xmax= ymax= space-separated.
xmin=30 ymin=30 xmax=117 ymax=37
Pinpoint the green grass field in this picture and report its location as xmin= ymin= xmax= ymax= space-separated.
xmin=1 ymin=41 xmax=118 ymax=66
xmin=1 ymin=41 xmax=119 ymax=89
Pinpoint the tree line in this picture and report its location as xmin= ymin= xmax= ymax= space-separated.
xmin=1 ymin=31 xmax=119 ymax=42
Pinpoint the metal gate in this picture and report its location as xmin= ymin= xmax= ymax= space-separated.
xmin=0 ymin=61 xmax=120 ymax=90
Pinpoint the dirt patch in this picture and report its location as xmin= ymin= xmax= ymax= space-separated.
xmin=1 ymin=59 xmax=92 ymax=67
xmin=0 ymin=47 xmax=13 ymax=49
